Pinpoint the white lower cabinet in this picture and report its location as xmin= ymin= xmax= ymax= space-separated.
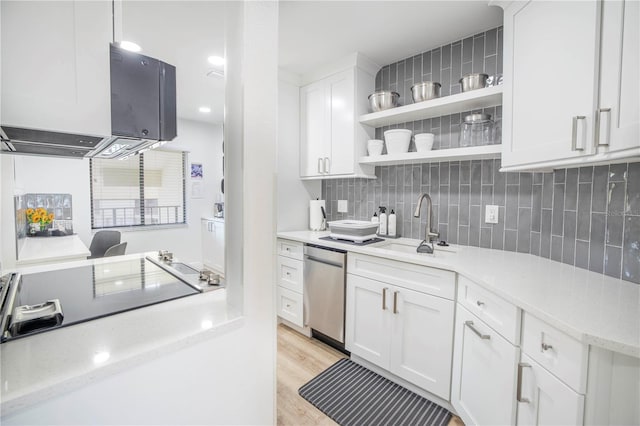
xmin=346 ymin=273 xmax=454 ymax=400
xmin=451 ymin=304 xmax=519 ymax=426
xmin=276 ymin=239 xmax=304 ymax=328
xmin=517 ymin=353 xmax=585 ymax=426
xmin=201 ymin=219 xmax=225 ymax=274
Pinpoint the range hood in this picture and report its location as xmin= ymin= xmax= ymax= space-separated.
xmin=0 ymin=44 xmax=176 ymax=160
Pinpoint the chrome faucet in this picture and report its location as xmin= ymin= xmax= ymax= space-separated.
xmin=413 ymin=193 xmax=440 ymax=254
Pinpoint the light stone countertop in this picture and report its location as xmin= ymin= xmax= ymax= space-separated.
xmin=17 ymin=235 xmax=90 ymax=265
xmin=278 ymin=230 xmax=640 ymax=358
xmin=0 ymin=253 xmax=242 ymax=415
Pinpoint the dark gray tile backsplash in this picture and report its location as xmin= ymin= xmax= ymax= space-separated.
xmin=321 ymin=27 xmax=640 ymax=284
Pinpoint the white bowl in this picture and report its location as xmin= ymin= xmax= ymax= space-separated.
xmin=414 ymin=133 xmax=435 ymax=152
xmin=367 ymin=139 xmax=384 ymax=156
xmin=384 ymin=129 xmax=412 ymax=154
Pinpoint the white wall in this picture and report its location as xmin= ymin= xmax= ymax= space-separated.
xmin=0 ymin=118 xmax=223 ymax=268
xmin=277 ymin=77 xmax=321 ymax=231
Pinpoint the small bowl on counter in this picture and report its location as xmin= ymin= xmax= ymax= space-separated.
xmin=368 ymin=91 xmax=400 ymax=112
xmin=460 ymin=73 xmax=489 ymax=92
xmin=384 ymin=129 xmax=412 ymax=154
xmin=411 ymin=81 xmax=441 ymax=102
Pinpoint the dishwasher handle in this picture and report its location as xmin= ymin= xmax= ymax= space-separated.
xmin=304 ymin=254 xmax=343 ymax=269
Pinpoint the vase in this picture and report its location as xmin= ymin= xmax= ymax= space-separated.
xmin=40 ymin=223 xmax=47 ymax=232
xmin=29 ymin=223 xmax=39 ymax=235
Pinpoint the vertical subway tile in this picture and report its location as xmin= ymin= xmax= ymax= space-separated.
xmin=472 ymin=34 xmax=485 ymax=73
xmin=552 ymin=184 xmax=565 ymax=236
xmin=462 ymin=37 xmax=473 ymax=62
xmin=589 ymin=212 xmax=606 ymax=273
xmin=422 ymin=51 xmax=432 ymax=78
xmin=532 ymin=184 xmax=542 ymax=232
xmin=459 ymin=185 xmax=470 ymax=226
xmin=592 ymin=165 xmax=608 ymax=212
xmin=469 ymin=205 xmax=481 ymax=246
xmin=480 ymin=227 xmax=492 ymax=248
xmin=530 ymin=232 xmax=541 ymax=256
xmin=579 ymin=166 xmax=593 ymax=183
xmin=484 ymin=55 xmax=497 ymax=81
xmin=494 ymin=167 xmax=506 ymax=206
xmin=554 ymin=169 xmax=566 ymax=184
xmin=485 ymin=28 xmax=498 ymax=56
xmin=440 ymin=163 xmax=450 ymax=185
xmin=441 ymin=44 xmax=451 ymax=69
xmin=413 ymin=54 xmax=422 ymax=84
xmin=432 ymin=49 xmax=441 ymax=84
xmin=542 ymin=172 xmax=554 ymax=208
xmin=459 ymin=225 xmax=469 ymax=245
xmin=451 ymin=42 xmax=462 ymax=84
xmin=562 ymin=211 xmax=577 ymax=265
xmin=505 ymin=229 xmax=517 ymax=251
xmin=497 ymin=27 xmax=504 ymax=74
xmin=519 ymin=173 xmax=533 ymax=207
xmin=460 ymin=161 xmax=471 ymax=184
xmin=517 ymin=208 xmax=532 ymax=253
xmin=450 ymin=163 xmax=460 ymax=204
xmin=449 ymin=205 xmax=459 ymax=244
xmin=626 ymin=162 xmax=640 ymax=215
xmin=604 ymin=245 xmax=622 ymax=279
xmin=541 ymin=209 xmax=553 ymax=258
xmin=576 ymin=183 xmax=592 ymax=241
xmin=622 ymin=215 xmax=640 ymax=283
xmin=507 ymin=172 xmax=520 ymax=185
xmin=405 ymin=56 xmax=414 ymax=81
xmin=575 ymin=240 xmax=590 ymax=270
xmin=564 ymin=168 xmax=578 ymax=211
xmin=493 ymin=206 xmax=506 ymax=250
xmin=482 ymin=159 xmax=494 ymax=184
xmin=505 ymin=185 xmax=519 ymax=230
xmin=551 ymin=235 xmax=563 ymax=263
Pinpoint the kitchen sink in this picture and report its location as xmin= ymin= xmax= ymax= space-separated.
xmin=374 ymin=241 xmax=460 ymax=257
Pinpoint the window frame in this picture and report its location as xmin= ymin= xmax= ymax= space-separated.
xmin=89 ymin=150 xmax=187 ymax=230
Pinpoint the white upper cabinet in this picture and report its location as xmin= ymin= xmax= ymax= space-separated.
xmin=501 ymin=0 xmax=601 ymax=170
xmin=299 ymin=67 xmax=376 ymax=179
xmin=1 ymin=1 xmax=112 ymax=136
xmin=597 ymin=0 xmax=640 ymax=156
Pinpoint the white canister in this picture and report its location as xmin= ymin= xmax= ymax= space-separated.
xmin=414 ymin=133 xmax=435 ymax=152
xmin=367 ymin=139 xmax=384 ymax=156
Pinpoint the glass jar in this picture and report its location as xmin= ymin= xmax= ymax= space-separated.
xmin=460 ymin=113 xmax=495 ymax=147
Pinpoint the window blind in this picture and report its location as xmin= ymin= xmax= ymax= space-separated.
xmin=90 ymin=150 xmax=186 ymax=229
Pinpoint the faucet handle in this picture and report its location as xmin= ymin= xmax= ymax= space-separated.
xmin=427 ymin=231 xmax=440 ymax=242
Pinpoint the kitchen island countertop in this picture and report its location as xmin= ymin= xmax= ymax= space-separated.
xmin=278 ymin=230 xmax=640 ymax=358
xmin=17 ymin=234 xmax=90 ymax=266
xmin=0 ymin=253 xmax=241 ymax=416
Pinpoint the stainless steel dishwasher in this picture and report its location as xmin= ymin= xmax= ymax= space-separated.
xmin=303 ymin=244 xmax=347 ymax=350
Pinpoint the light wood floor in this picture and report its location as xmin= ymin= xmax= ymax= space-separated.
xmin=276 ymin=324 xmax=464 ymax=426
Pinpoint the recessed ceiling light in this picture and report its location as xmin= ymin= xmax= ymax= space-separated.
xmin=118 ymin=40 xmax=142 ymax=52
xmin=199 ymin=106 xmax=211 ymax=113
xmin=208 ymin=56 xmax=225 ymax=66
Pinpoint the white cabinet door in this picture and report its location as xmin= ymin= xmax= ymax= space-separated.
xmin=299 ymin=81 xmax=329 ymax=178
xmin=389 ymin=286 xmax=454 ymax=399
xmin=517 ymin=354 xmax=585 ymax=426
xmin=1 ymin=1 xmax=111 ymax=136
xmin=345 ymin=274 xmax=391 ymax=369
xmin=202 ymin=220 xmax=224 ymax=274
xmin=502 ymin=0 xmax=600 ymax=169
xmin=451 ymin=305 xmax=519 ymax=426
xmin=327 ymin=70 xmax=355 ymax=175
xmin=597 ymin=0 xmax=640 ymax=155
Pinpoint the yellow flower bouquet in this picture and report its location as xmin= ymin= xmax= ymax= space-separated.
xmin=26 ymin=207 xmax=55 ymax=234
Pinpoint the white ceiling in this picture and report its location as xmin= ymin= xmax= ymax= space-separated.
xmin=121 ymin=1 xmax=226 ymax=125
xmin=117 ymin=1 xmax=502 ymax=126
xmin=279 ymin=1 xmax=503 ymax=77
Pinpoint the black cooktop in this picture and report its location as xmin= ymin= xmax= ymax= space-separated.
xmin=1 ymin=258 xmax=200 ymax=342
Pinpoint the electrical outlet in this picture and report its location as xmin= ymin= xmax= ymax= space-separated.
xmin=337 ymin=200 xmax=348 ymax=213
xmin=485 ymin=205 xmax=499 ymax=224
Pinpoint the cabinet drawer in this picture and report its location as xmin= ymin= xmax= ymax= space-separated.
xmin=458 ymin=275 xmax=521 ymax=344
xmin=347 ymin=253 xmax=455 ymax=300
xmin=277 ymin=239 xmax=303 ymax=260
xmin=277 ymin=256 xmax=303 ymax=293
xmin=522 ymin=313 xmax=588 ymax=394
xmin=277 ymin=286 xmax=303 ymax=327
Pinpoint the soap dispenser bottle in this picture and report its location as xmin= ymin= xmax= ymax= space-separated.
xmin=378 ymin=207 xmax=388 ymax=235
xmin=388 ymin=209 xmax=397 ymax=237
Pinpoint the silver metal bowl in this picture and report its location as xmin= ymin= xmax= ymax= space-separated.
xmin=460 ymin=73 xmax=489 ymax=92
xmin=411 ymin=81 xmax=441 ymax=102
xmin=368 ymin=91 xmax=400 ymax=112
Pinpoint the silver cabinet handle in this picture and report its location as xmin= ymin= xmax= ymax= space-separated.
xmin=517 ymin=362 xmax=532 ymax=403
xmin=476 ymin=300 xmax=485 ymax=307
xmin=571 ymin=115 xmax=586 ymax=151
xmin=317 ymin=158 xmax=323 ymax=174
xmin=465 ymin=320 xmax=491 ymax=340
xmin=393 ymin=291 xmax=399 ymax=314
xmin=541 ymin=342 xmax=553 ymax=351
xmin=596 ymin=108 xmax=611 ymax=147
xmin=382 ymin=288 xmax=388 ymax=310
xmin=324 ymin=157 xmax=330 ymax=174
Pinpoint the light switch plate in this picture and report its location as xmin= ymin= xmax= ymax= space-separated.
xmin=485 ymin=205 xmax=499 ymax=224
xmin=337 ymin=200 xmax=348 ymax=213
